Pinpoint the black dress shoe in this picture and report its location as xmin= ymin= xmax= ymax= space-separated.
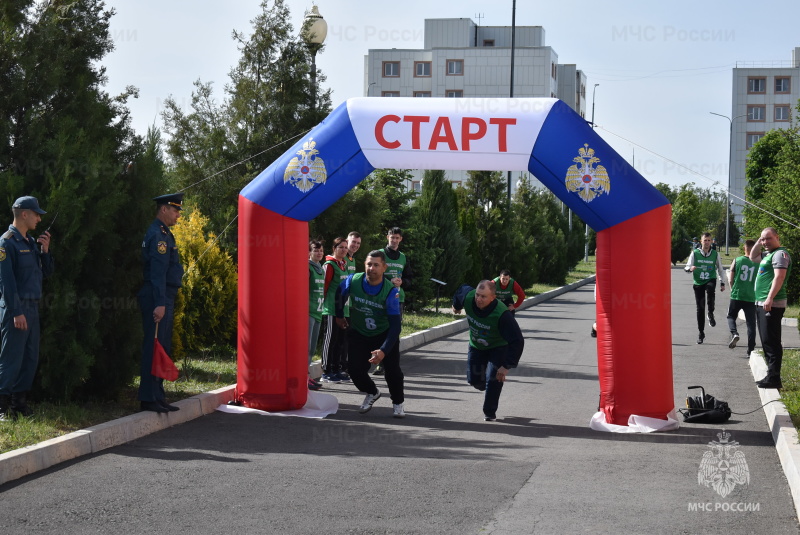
xmin=141 ymin=401 xmax=169 ymax=413
xmin=157 ymin=399 xmax=180 ymax=412
xmin=758 ymin=381 xmax=783 ymax=389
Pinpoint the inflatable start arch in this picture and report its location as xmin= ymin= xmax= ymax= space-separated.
xmin=237 ymin=98 xmax=673 ymax=427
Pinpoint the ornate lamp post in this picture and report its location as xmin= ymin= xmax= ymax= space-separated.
xmin=302 ymin=5 xmax=327 ymax=112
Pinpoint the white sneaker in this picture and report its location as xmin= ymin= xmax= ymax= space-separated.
xmin=359 ymin=390 xmax=381 ymax=413
xmin=393 ymin=403 xmax=405 ymax=418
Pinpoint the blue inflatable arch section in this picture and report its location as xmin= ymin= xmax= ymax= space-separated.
xmin=236 ymin=98 xmax=674 ymax=428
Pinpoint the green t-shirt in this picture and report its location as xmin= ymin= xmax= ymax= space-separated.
xmin=493 ymin=277 xmax=516 ymax=304
xmin=383 ymin=248 xmax=407 ymax=302
xmin=755 ymin=247 xmax=792 ymax=303
xmin=309 ymin=262 xmax=325 ymax=321
xmin=322 ymin=259 xmax=349 ymax=316
xmin=464 ymin=290 xmax=509 ymax=350
xmin=691 ymin=249 xmax=719 ymax=286
xmin=348 ymin=273 xmax=393 ymax=336
xmin=730 ymin=256 xmax=756 ymax=302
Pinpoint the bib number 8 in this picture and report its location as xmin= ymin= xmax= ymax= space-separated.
xmin=365 ymin=318 xmax=377 ymax=330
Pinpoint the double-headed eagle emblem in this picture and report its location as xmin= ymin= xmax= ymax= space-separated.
xmin=284 ymin=139 xmax=327 ymax=193
xmin=698 ymin=430 xmax=750 ymax=498
xmin=565 ymin=144 xmax=610 ymax=202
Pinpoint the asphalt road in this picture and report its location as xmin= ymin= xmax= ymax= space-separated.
xmin=1 ymin=267 xmax=799 ymax=534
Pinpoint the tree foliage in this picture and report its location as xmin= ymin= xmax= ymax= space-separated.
xmin=171 ymin=206 xmax=238 ymax=357
xmin=161 ymin=0 xmax=332 ymax=252
xmin=743 ymin=104 xmax=800 ymax=304
xmin=0 ymin=1 xmax=165 ymax=399
xmin=411 ymin=170 xmax=468 ymax=290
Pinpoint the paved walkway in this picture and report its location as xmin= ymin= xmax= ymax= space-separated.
xmin=1 ymin=269 xmax=799 ymax=534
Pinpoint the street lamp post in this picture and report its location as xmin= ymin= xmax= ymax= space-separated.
xmin=709 ymin=111 xmax=747 ymax=255
xmin=585 ymin=84 xmax=599 ymax=262
xmin=302 ymin=5 xmax=327 ymax=112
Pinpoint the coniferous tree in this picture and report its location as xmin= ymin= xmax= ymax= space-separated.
xmin=412 ymin=170 xmax=468 ymax=289
xmin=0 ymin=1 xmax=165 ymax=399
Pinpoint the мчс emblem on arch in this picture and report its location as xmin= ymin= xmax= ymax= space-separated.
xmin=565 ymin=143 xmax=610 ymax=203
xmin=284 ymin=139 xmax=327 ymax=193
xmin=697 ymin=429 xmax=750 ymax=498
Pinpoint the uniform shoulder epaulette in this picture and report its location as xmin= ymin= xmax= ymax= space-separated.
xmin=160 ymin=225 xmax=167 ymax=235
xmin=1 ymin=230 xmax=14 ymax=240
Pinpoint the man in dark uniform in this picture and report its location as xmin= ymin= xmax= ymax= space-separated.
xmin=138 ymin=193 xmax=184 ymax=413
xmin=0 ymin=196 xmax=54 ymax=420
xmin=453 ymin=280 xmax=524 ymax=421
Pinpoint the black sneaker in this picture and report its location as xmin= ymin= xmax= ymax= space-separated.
xmin=707 ymin=313 xmax=716 ymax=327
xmin=697 ymin=332 xmax=705 ymax=344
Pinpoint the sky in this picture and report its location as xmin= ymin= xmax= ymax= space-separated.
xmin=103 ymin=0 xmax=799 ymax=193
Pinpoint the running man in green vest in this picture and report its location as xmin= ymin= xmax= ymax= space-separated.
xmin=453 ymin=280 xmax=524 ymax=421
xmin=684 ymin=232 xmax=725 ymax=344
xmin=493 ymin=269 xmax=526 ymax=314
xmin=750 ymin=227 xmax=792 ymax=389
xmin=335 ymin=250 xmax=404 ymax=417
xmin=726 ymin=239 xmax=757 ymax=357
xmin=374 ymin=227 xmax=412 ymax=376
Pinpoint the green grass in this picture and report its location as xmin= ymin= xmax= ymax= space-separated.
xmin=779 ymin=349 xmax=800 ymax=428
xmin=0 ymin=350 xmax=239 ymax=455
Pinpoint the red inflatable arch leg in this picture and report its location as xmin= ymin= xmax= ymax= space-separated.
xmin=236 ymin=196 xmax=309 ymax=410
xmin=595 ymin=204 xmax=673 ymax=425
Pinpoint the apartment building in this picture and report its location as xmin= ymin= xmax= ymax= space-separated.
xmin=364 ymin=17 xmax=588 ymax=192
xmin=730 ymin=47 xmax=800 ymax=221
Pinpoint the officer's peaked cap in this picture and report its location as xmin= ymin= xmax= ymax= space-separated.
xmin=153 ymin=192 xmax=184 ymax=210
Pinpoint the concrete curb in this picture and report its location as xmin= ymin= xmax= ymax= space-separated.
xmin=0 ymin=385 xmax=235 ymax=486
xmin=749 ymin=351 xmax=800 ymax=522
xmin=0 ymin=276 xmax=597 ymax=487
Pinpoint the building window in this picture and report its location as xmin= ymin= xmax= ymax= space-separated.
xmin=446 ymin=60 xmax=463 ymax=75
xmin=445 ymin=90 xmax=463 ymax=98
xmin=413 ymin=91 xmax=431 ymax=97
xmin=382 ymin=91 xmax=400 ymax=97
xmin=747 ymin=105 xmax=765 ymax=121
xmin=551 ymin=62 xmax=557 ymax=79
xmin=775 ymin=105 xmax=790 ymax=121
xmin=383 ymin=61 xmax=400 ymax=77
xmin=747 ymin=77 xmax=766 ymax=94
xmin=411 ymin=181 xmax=422 ymax=193
xmin=483 ymin=40 xmax=494 ymax=47
xmin=746 ymin=132 xmax=764 ymax=149
xmin=414 ymin=61 xmax=431 ymax=77
xmin=775 ymin=77 xmax=791 ymax=93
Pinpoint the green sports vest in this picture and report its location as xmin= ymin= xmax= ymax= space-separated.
xmin=730 ymin=256 xmax=756 ymax=302
xmin=322 ymin=259 xmax=349 ymax=316
xmin=383 ymin=248 xmax=407 ymax=302
xmin=755 ymin=247 xmax=791 ymax=302
xmin=309 ymin=263 xmax=325 ymax=321
xmin=464 ymin=290 xmax=509 ymax=350
xmin=346 ymin=255 xmax=357 ymax=274
xmin=348 ymin=273 xmax=393 ymax=336
xmin=493 ymin=277 xmax=516 ymax=303
xmin=692 ymin=249 xmax=719 ymax=285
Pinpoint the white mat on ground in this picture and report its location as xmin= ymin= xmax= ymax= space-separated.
xmin=216 ymin=391 xmax=338 ymax=418
xmin=589 ymin=409 xmax=680 ymax=433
